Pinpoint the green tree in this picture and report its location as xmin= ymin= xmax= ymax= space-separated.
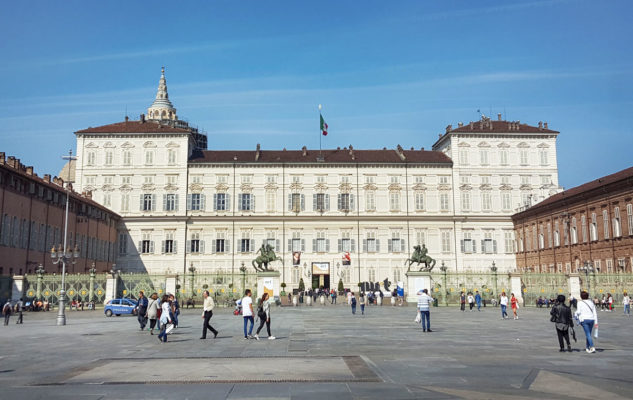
xmin=298 ymin=278 xmax=305 ymax=292
xmin=337 ymin=279 xmax=344 ymax=293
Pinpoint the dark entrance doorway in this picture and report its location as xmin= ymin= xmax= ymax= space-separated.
xmin=311 ymin=262 xmax=330 ymax=290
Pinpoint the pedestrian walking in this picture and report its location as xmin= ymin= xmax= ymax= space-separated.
xmin=574 ymin=291 xmax=598 ymax=353
xmin=3 ymin=300 xmax=11 ymax=326
xmin=500 ymin=292 xmax=509 ymax=319
xmin=416 ymin=289 xmax=433 ymax=332
xmin=467 ymin=293 xmax=474 ymax=311
xmin=550 ymin=295 xmax=574 ymax=352
xmin=136 ymin=291 xmax=148 ymax=331
xmin=16 ymin=298 xmax=23 ymax=324
xmin=241 ymin=289 xmax=255 ymax=339
xmin=607 ymin=293 xmax=614 ymax=312
xmin=350 ymin=292 xmax=357 ymax=314
xmin=157 ymin=294 xmax=172 ymax=343
xmin=460 ymin=292 xmax=466 ymax=311
xmin=255 ymin=293 xmax=275 ymax=340
xmin=475 ymin=291 xmax=482 ymax=311
xmin=359 ymin=293 xmax=366 ymax=315
xmin=170 ymin=293 xmax=180 ymax=328
xmin=200 ymin=290 xmax=219 ymax=339
xmin=622 ymin=292 xmax=630 ymax=316
xmin=331 ymin=290 xmax=337 ymax=304
xmin=510 ymin=293 xmax=519 ymax=319
xmin=146 ymin=293 xmax=159 ymax=335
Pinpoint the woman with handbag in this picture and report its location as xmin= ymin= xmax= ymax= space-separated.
xmin=510 ymin=293 xmax=519 ymax=320
xmin=157 ymin=294 xmax=172 ymax=343
xmin=550 ymin=295 xmax=573 ymax=352
xmin=254 ymin=293 xmax=275 ymax=340
xmin=574 ymin=291 xmax=598 ymax=353
xmin=146 ymin=293 xmax=160 ymax=335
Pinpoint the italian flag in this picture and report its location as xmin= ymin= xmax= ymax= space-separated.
xmin=320 ymin=113 xmax=328 ymax=136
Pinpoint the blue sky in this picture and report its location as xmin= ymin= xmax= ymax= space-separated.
xmin=0 ymin=0 xmax=631 ymax=189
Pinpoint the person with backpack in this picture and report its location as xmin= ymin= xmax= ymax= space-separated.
xmin=254 ymin=293 xmax=275 ymax=340
xmin=350 ymin=292 xmax=357 ymax=314
xmin=575 ymin=291 xmax=598 ymax=353
xmin=3 ymin=301 xmax=12 ymax=326
xmin=157 ymin=294 xmax=172 ymax=343
xmin=359 ymin=292 xmax=366 ymax=315
xmin=550 ymin=294 xmax=574 ymax=352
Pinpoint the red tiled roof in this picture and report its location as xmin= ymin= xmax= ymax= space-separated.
xmin=514 ymin=166 xmax=633 ymax=217
xmin=447 ymin=120 xmax=559 ymax=134
xmin=75 ymin=120 xmax=191 ymax=134
xmin=189 ymin=148 xmax=452 ymax=164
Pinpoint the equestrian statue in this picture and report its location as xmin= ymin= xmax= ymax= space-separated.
xmin=252 ymin=243 xmax=281 ymax=272
xmin=405 ymin=244 xmax=436 ymax=272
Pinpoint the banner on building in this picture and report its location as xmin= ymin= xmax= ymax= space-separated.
xmin=342 ymin=252 xmax=351 ymax=266
xmin=312 ymin=262 xmax=329 ymax=275
xmin=292 ymin=251 xmax=301 ymax=266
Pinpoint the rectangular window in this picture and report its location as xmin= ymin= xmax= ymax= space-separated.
xmin=481 ymin=192 xmax=492 ymax=211
xmin=239 ymin=193 xmax=253 ymax=211
xmin=104 ymin=151 xmax=113 ymax=166
xmin=439 ymin=176 xmax=449 ymax=184
xmin=389 ymin=231 xmax=402 ymax=253
xmin=627 ymin=204 xmax=633 ymax=236
xmin=103 ymin=193 xmax=111 ymax=207
xmin=168 ymin=149 xmax=177 ymax=165
xmin=291 ymin=176 xmax=301 ymax=184
xmin=121 ymin=194 xmax=130 ymax=212
xmin=581 ymin=214 xmax=588 ymax=243
xmin=460 ymin=175 xmax=470 ymax=185
xmin=121 ymin=176 xmax=132 ymax=185
xmin=365 ymin=175 xmax=375 ymax=184
xmin=266 ymin=175 xmax=277 ymax=184
xmin=482 ymin=231 xmax=496 ymax=254
xmin=462 ymin=231 xmax=473 ymax=253
xmin=191 ymin=175 xmax=202 ymax=184
xmin=590 ymin=212 xmax=598 ymax=241
xmin=85 ymin=175 xmax=96 ymax=186
xmin=86 ymin=152 xmax=95 ymax=166
xmin=554 ymin=221 xmax=560 ymax=247
xmin=540 ymin=175 xmax=551 ymax=186
xmin=365 ymin=191 xmax=375 ymax=211
xmin=389 ymin=192 xmax=400 ymax=211
xmin=504 ymin=231 xmax=514 ymax=254
xmin=166 ymin=175 xmax=177 ymax=185
xmin=366 ymin=231 xmax=377 ymax=253
xmin=499 ymin=150 xmax=508 ymax=165
xmin=140 ymin=232 xmax=153 ymax=254
xmin=144 ymin=176 xmax=154 ymax=185
xmin=118 ymin=233 xmax=127 ymax=255
xmin=539 ymin=150 xmax=548 ymax=166
xmin=123 ymin=151 xmax=132 ymax=166
xmin=459 ymin=149 xmax=469 ymax=165
xmin=414 ymin=176 xmax=424 ymax=184
xmin=145 ymin=151 xmax=154 ymax=165
xmin=142 ymin=194 xmax=154 ymax=211
xmin=415 ymin=230 xmax=426 ymax=246
xmin=501 ymin=175 xmax=511 ymax=185
xmin=291 ymin=237 xmax=302 ymax=252
xmin=479 ymin=149 xmax=489 ymax=165
xmin=240 ymin=238 xmax=251 ymax=253
xmin=190 ymin=232 xmax=201 ymax=253
xmin=266 ymin=191 xmax=276 ymax=212
xmin=414 ymin=192 xmax=425 ymax=211
xmin=341 ymin=237 xmax=352 ymax=252
xmin=440 ymin=193 xmax=449 ymax=211
xmin=214 ymin=193 xmax=228 ymax=211
xmin=291 ymin=193 xmax=302 ymax=212
xmin=603 ymin=210 xmax=609 ymax=239
xmin=315 ymin=193 xmax=328 ymax=212
xmin=613 ymin=207 xmax=621 ymax=237
xmin=461 ymin=191 xmax=471 ymax=211
xmin=163 ymin=232 xmax=175 ymax=254
xmin=338 ymin=193 xmax=353 ymax=212
xmin=501 ymin=192 xmax=511 ymax=211
xmin=103 ymin=176 xmax=114 ymax=185
xmin=216 ymin=175 xmax=227 ymax=184
xmin=241 ymin=175 xmax=252 ymax=184
xmin=164 ymin=194 xmax=177 ymax=211
xmin=214 ymin=231 xmax=227 ymax=253
xmin=189 ymin=193 xmax=203 ymax=211
xmin=441 ymin=230 xmax=451 ymax=253
xmin=520 ymin=149 xmax=529 ymax=165
xmin=389 ymin=176 xmax=399 ymax=184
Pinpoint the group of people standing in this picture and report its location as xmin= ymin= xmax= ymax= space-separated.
xmin=549 ymin=291 xmax=598 ymax=353
xmin=3 ymin=299 xmax=23 ymax=325
xmin=459 ymin=291 xmax=483 ymax=311
xmin=135 ymin=291 xmax=180 ymax=343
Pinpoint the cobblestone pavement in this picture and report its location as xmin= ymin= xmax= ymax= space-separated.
xmin=0 ymin=303 xmax=631 ymax=399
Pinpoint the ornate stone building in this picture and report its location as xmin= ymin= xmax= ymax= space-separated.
xmin=73 ymin=68 xmax=563 ymax=290
xmin=512 ymin=166 xmax=633 ymax=273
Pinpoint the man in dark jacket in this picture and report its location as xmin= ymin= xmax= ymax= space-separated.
xmin=136 ymin=291 xmax=148 ymax=331
xmin=550 ymin=294 xmax=574 ymax=352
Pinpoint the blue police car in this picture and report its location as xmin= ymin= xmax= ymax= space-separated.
xmin=104 ymin=298 xmax=137 ymax=317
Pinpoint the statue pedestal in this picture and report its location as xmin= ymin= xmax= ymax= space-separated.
xmin=509 ymin=273 xmax=524 ymax=306
xmin=405 ymin=271 xmax=432 ymax=303
xmin=257 ymin=271 xmax=280 ymax=299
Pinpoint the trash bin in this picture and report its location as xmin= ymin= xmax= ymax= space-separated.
xmin=433 ymin=298 xmax=438 ymax=307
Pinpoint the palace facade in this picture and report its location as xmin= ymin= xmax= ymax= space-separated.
xmin=73 ymin=69 xmax=562 ymax=290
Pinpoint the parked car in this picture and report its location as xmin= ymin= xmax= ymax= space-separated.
xmin=104 ymin=298 xmax=137 ymax=317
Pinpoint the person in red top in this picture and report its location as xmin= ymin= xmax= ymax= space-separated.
xmin=510 ymin=293 xmax=519 ymax=320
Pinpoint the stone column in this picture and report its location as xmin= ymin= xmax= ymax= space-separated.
xmin=105 ymin=274 xmax=118 ymax=304
xmin=568 ymin=273 xmax=581 ymax=300
xmin=509 ymin=273 xmax=523 ymax=306
xmin=165 ymin=274 xmax=178 ymax=296
xmin=405 ymin=271 xmax=432 ymax=303
xmin=36 ymin=273 xmax=43 ymax=299
xmin=88 ymin=270 xmax=96 ymax=302
xmin=11 ymin=276 xmax=25 ymax=302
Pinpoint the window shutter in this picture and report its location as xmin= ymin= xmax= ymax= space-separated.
xmin=200 ymin=240 xmax=205 ymax=254
xmin=213 ymin=194 xmax=218 ymax=211
xmin=212 ymin=239 xmax=216 ymax=253
xmin=493 ymin=240 xmax=498 ymax=254
xmin=338 ymin=239 xmax=342 ymax=252
xmin=251 ymin=195 xmax=255 ymax=211
xmin=376 ymin=239 xmax=380 ymax=252
xmin=401 ymin=239 xmax=406 ymax=252
xmin=337 ymin=194 xmax=342 ymax=211
xmin=351 ymin=239 xmax=356 ymax=252
xmin=481 ymin=240 xmax=485 ymax=253
xmin=460 ymin=240 xmax=465 ymax=253
xmin=186 ymin=240 xmax=191 ymax=254
xmin=163 ymin=194 xmax=168 ymax=211
xmin=388 ymin=239 xmax=393 ymax=252
xmin=288 ymin=239 xmax=292 ymax=251
xmin=262 ymin=239 xmax=266 ymax=248
xmin=301 ymin=239 xmax=305 ymax=252
xmin=226 ymin=239 xmax=230 ymax=253
xmin=250 ymin=239 xmax=255 ymax=252
xmin=187 ymin=194 xmax=192 ymax=211
xmin=200 ymin=194 xmax=206 ymax=211
xmin=350 ymin=194 xmax=355 ymax=211
xmin=151 ymin=195 xmax=156 ymax=211
xmin=161 ymin=240 xmax=166 ymax=253
xmin=276 ymin=239 xmax=280 ymax=250
xmin=472 ymin=241 xmax=476 ymax=253
xmin=238 ymin=194 xmax=242 ymax=211
xmin=149 ymin=241 xmax=155 ymax=253
xmin=325 ymin=194 xmax=330 ymax=211
xmin=312 ymin=239 xmax=317 ymax=252
xmin=363 ymin=239 xmax=367 ymax=252
xmin=137 ymin=241 xmax=142 ymax=253
xmin=174 ymin=195 xmax=179 ymax=211
xmin=226 ymin=194 xmax=231 ymax=211
xmin=289 ymin=194 xmax=293 ymax=211
xmin=326 ymin=239 xmax=330 ymax=252
xmin=313 ymin=194 xmax=317 ymax=211
xmin=301 ymin=194 xmax=305 ymax=211
xmin=173 ymin=240 xmax=177 ymax=254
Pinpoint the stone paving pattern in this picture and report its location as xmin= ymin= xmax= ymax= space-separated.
xmin=0 ymin=303 xmax=631 ymax=399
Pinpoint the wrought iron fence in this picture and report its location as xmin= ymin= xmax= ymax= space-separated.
xmin=429 ymin=272 xmax=511 ymax=305
xmin=520 ymin=273 xmax=568 ymax=306
xmin=584 ymin=273 xmax=633 ymax=304
xmin=117 ymin=273 xmax=166 ymax=300
xmin=23 ymin=273 xmax=108 ymax=305
xmin=177 ymin=272 xmax=259 ymax=306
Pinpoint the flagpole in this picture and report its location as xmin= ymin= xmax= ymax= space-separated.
xmin=318 ymin=104 xmax=322 ymax=158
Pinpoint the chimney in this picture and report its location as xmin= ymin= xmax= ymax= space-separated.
xmin=140 ymin=114 xmax=145 ymax=123
xmin=458 ymin=122 xmax=463 ymax=128
xmin=7 ymin=156 xmax=16 ymax=168
xmin=469 ymin=121 xmax=474 ymax=130
xmin=544 ymin=122 xmax=548 ymax=129
xmin=255 ymin=143 xmax=261 ymax=161
xmin=445 ymin=125 xmax=452 ymax=133
xmin=421 ymin=147 xmax=424 ymax=151
xmin=86 ymin=191 xmax=92 ymax=200
xmin=498 ymin=113 xmax=502 ymax=121
xmin=348 ymin=145 xmax=354 ymax=156
xmin=0 ymin=152 xmax=4 ymax=164
xmin=538 ymin=121 xmax=543 ymax=130
xmin=44 ymin=174 xmax=51 ymax=183
xmin=26 ymin=166 xmax=33 ymax=175
xmin=395 ymin=145 xmax=406 ymax=161
xmin=410 ymin=147 xmax=414 ymax=151
xmin=125 ymin=115 xmax=129 ymax=122
xmin=302 ymin=146 xmax=307 ymax=156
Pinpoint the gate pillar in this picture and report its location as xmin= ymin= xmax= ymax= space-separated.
xmin=165 ymin=274 xmax=178 ymax=296
xmin=12 ymin=275 xmax=25 ymax=302
xmin=509 ymin=273 xmax=523 ymax=306
xmin=105 ymin=273 xmax=118 ymax=304
xmin=568 ymin=273 xmax=581 ymax=300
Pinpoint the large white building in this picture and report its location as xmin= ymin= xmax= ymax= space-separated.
xmin=74 ymin=69 xmax=562 ymax=290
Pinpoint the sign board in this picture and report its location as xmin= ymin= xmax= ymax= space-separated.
xmin=263 ymin=278 xmax=274 ymax=298
xmin=312 ymin=262 xmax=330 ymax=275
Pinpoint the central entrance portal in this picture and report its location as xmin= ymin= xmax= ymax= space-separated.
xmin=311 ymin=262 xmax=330 ymax=290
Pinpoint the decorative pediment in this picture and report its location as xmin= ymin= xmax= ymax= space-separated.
xmin=497 ymin=142 xmax=510 ymax=148
xmin=143 ymin=141 xmax=157 ymax=148
xmin=290 ymin=182 xmax=303 ymax=191
xmin=119 ymin=184 xmax=133 ymax=192
xmin=499 ymin=184 xmax=513 ymax=191
xmin=363 ymin=183 xmax=377 ymax=191
xmin=166 ymin=142 xmax=180 ymax=148
xmin=83 ymin=185 xmax=95 ymax=192
xmin=141 ymin=184 xmax=156 ymax=192
xmin=479 ymin=184 xmax=493 ymax=191
xmin=240 ymin=183 xmax=253 ymax=193
xmin=164 ymin=184 xmax=179 ymax=192
xmin=520 ymin=184 xmax=533 ymax=190
xmin=517 ymin=142 xmax=530 ymax=148
xmin=264 ymin=183 xmax=278 ymax=190
xmin=121 ymin=142 xmax=135 ymax=149
xmin=189 ymin=183 xmax=203 ymax=193
xmin=339 ymin=183 xmax=352 ymax=193
xmin=215 ymin=183 xmax=229 ymax=192
xmin=457 ymin=142 xmax=471 ymax=147
xmin=537 ymin=143 xmax=549 ymax=148
xmin=460 ymin=185 xmax=472 ymax=191
xmin=412 ymin=183 xmax=427 ymax=191
xmin=103 ymin=142 xmax=116 ymax=148
xmin=85 ymin=142 xmax=98 ymax=148
xmin=313 ymin=183 xmax=328 ymax=192
xmin=477 ymin=141 xmax=491 ymax=148
xmin=388 ymin=183 xmax=402 ymax=191
xmin=101 ymin=184 xmax=114 ymax=192
xmin=438 ymin=184 xmax=452 ymax=191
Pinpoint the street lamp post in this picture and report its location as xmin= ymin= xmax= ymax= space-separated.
xmin=579 ymin=261 xmax=595 ymax=295
xmin=490 ymin=261 xmax=498 ymax=299
xmin=440 ymin=261 xmax=448 ymax=306
xmin=51 ymin=244 xmax=80 ymax=325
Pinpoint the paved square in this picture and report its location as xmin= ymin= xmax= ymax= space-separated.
xmin=0 ymin=304 xmax=632 ymax=399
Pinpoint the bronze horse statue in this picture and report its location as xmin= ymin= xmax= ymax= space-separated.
xmin=252 ymin=243 xmax=281 ymax=272
xmin=405 ymin=244 xmax=436 ymax=272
